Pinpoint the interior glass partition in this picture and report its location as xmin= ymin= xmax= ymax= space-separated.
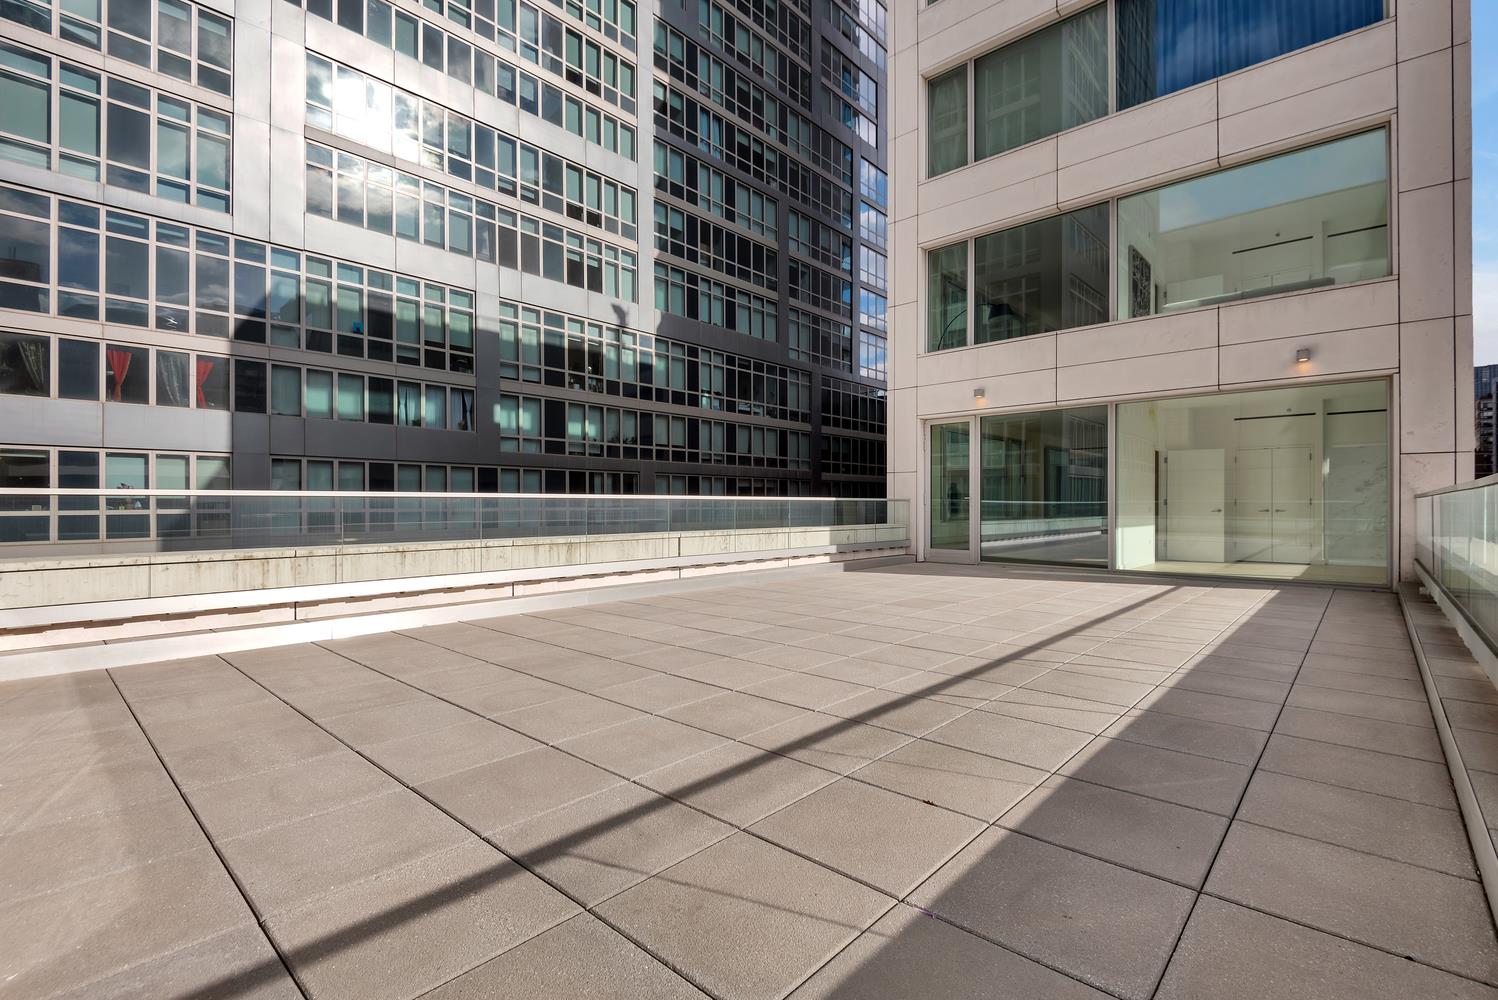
xmin=980 ymin=405 xmax=1108 ymax=565
xmin=1116 ymin=380 xmax=1390 ymax=584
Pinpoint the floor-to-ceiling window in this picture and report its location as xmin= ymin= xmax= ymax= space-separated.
xmin=1116 ymin=380 xmax=1390 ymax=584
xmin=980 ymin=406 xmax=1108 ymax=565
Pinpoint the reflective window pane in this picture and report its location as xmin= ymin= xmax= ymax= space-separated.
xmin=0 ymin=331 xmax=49 ymax=396
xmin=1117 ymin=0 xmax=1384 ymax=110
xmin=973 ymin=5 xmax=1107 ymax=160
xmin=926 ymin=65 xmax=966 ymax=177
xmin=980 ymin=407 xmax=1108 ymax=566
xmin=926 ymin=242 xmax=966 ymax=352
xmin=975 ymin=203 xmax=1108 ymax=343
xmin=1117 ymin=129 xmax=1390 ymax=319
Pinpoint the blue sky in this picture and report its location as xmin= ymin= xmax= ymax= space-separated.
xmin=1475 ymin=5 xmax=1497 ymax=362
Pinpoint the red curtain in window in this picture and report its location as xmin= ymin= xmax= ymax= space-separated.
xmin=195 ymin=358 xmax=214 ymax=408
xmin=105 ymin=348 xmax=132 ymax=402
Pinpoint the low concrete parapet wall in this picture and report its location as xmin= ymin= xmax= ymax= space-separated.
xmin=1 ymin=525 xmax=909 ymax=613
xmin=0 ymin=527 xmax=911 ymax=678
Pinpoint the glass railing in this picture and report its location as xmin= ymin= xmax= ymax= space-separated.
xmin=0 ymin=491 xmax=909 ymax=558
xmin=1415 ymin=477 xmax=1498 ymax=652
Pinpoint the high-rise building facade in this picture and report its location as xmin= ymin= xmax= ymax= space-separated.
xmin=1476 ymin=364 xmax=1497 ymax=479
xmin=889 ymin=0 xmax=1471 ymax=585
xmin=0 ymin=0 xmax=888 ymax=545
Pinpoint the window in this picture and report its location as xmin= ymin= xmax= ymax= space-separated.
xmin=927 ymin=65 xmax=966 ymax=176
xmin=973 ymin=5 xmax=1106 ymax=160
xmin=306 ymin=54 xmax=638 ymax=237
xmin=858 ymin=331 xmax=886 ymax=381
xmin=0 ymin=40 xmax=232 ymax=210
xmin=653 ymin=264 xmax=773 ymax=340
xmin=2 ymin=0 xmax=234 ymax=94
xmin=306 ymin=142 xmax=637 ymax=299
xmin=498 ymin=392 xmax=812 ymax=471
xmin=974 ymin=203 xmax=1108 ymax=343
xmin=58 ymin=338 xmax=97 ymax=398
xmin=1117 ymin=129 xmax=1389 ymax=319
xmin=105 ymin=343 xmax=148 ymax=402
xmin=652 ymin=140 xmax=777 ymax=239
xmin=788 ymin=308 xmax=852 ymax=372
xmin=858 ymin=159 xmax=887 ymax=206
xmin=0 ymin=182 xmax=481 ymax=375
xmin=271 ymin=365 xmax=301 ymax=415
xmin=859 ymin=201 xmax=886 ymax=249
xmin=1117 ymin=0 xmax=1384 ymax=111
xmin=155 ymin=350 xmax=190 ymax=406
xmin=927 ymin=242 xmax=966 ymax=351
xmin=0 ymin=448 xmax=50 ymax=542
xmin=497 ymin=299 xmax=811 ymax=422
xmin=0 ymin=331 xmax=48 ymax=396
xmin=287 ymin=0 xmax=636 ymax=157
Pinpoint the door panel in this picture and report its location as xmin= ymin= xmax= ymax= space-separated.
xmin=929 ymin=422 xmax=971 ymax=554
xmin=1164 ymin=449 xmax=1225 ymax=561
xmin=1232 ymin=448 xmax=1273 ymax=562
xmin=1271 ymin=447 xmax=1315 ymax=563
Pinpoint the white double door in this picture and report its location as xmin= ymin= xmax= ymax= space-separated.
xmin=1231 ymin=447 xmax=1315 ymax=564
xmin=1163 ymin=446 xmax=1315 ymax=565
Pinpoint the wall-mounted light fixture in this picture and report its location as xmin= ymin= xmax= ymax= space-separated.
xmin=973 ymin=386 xmax=986 ymax=405
xmin=1296 ymin=347 xmax=1312 ymax=364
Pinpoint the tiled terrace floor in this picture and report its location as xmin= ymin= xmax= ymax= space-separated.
xmin=4 ymin=564 xmax=1498 ymax=1000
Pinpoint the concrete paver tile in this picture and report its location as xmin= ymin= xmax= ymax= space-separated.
xmin=999 ymin=776 xmax=1228 ymax=887
xmin=638 ymin=742 xmax=839 ymax=827
xmin=1102 ymin=708 xmax=1268 ymax=766
xmin=424 ymin=913 xmax=708 ymax=999
xmin=1157 ymin=897 xmax=1498 ymax=1000
xmin=264 ymin=840 xmax=576 ymax=1000
xmin=1206 ymin=822 xmax=1498 ymax=983
xmin=595 ymin=833 xmax=891 ymax=1000
xmin=750 ymin=777 xmax=985 ymax=896
xmin=1059 ymin=735 xmax=1252 ymax=816
xmin=418 ymin=746 xmax=622 ymax=834
xmin=1257 ymin=733 xmax=1459 ymax=809
xmin=789 ymin=903 xmax=1111 ymax=1000
xmin=362 ymin=718 xmax=542 ymax=786
xmin=911 ymin=828 xmax=1194 ymax=1000
xmin=926 ymin=711 xmax=1094 ymax=771
xmin=849 ymin=738 xmax=1045 ymax=822
xmin=495 ymin=782 xmax=734 ymax=906
xmin=1237 ymin=770 xmax=1474 ymax=877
